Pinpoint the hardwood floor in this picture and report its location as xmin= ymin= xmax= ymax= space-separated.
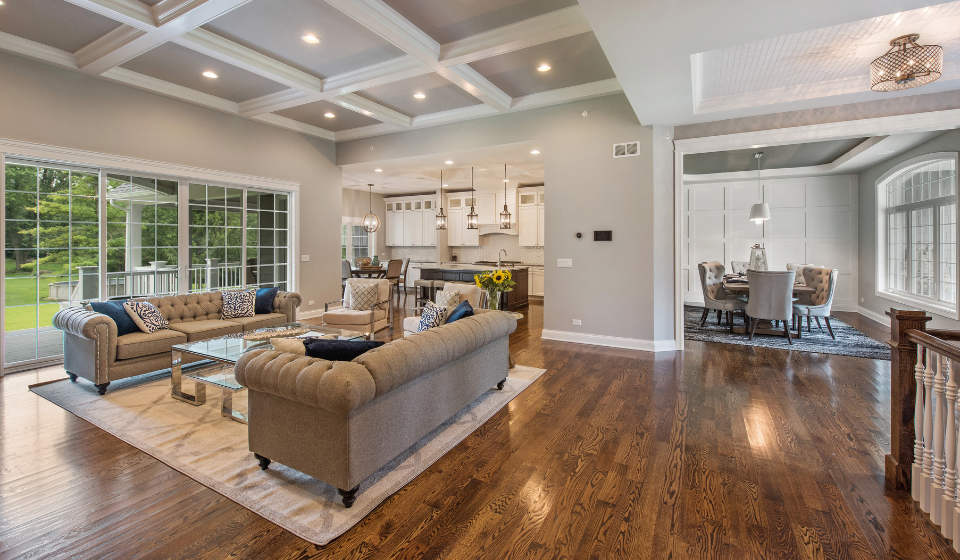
xmin=0 ymin=295 xmax=955 ymax=559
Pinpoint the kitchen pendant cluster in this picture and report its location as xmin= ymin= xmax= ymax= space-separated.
xmin=433 ymin=164 xmax=513 ymax=230
xmin=749 ymin=152 xmax=770 ymax=225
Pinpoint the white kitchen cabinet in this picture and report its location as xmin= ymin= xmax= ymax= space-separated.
xmin=385 ymin=195 xmax=438 ymax=246
xmin=518 ymin=187 xmax=545 ymax=247
xmin=448 ymin=208 xmax=463 ymax=246
xmin=445 ymin=196 xmax=479 ymax=246
xmin=528 ymin=267 xmax=544 ymax=297
xmin=537 ymin=205 xmax=545 ymax=246
xmin=477 ymin=192 xmax=496 ymax=224
xmin=387 ymin=208 xmax=403 ymax=246
xmin=402 ymin=210 xmax=415 ymax=246
xmin=421 ymin=210 xmax=436 ymax=246
xmin=463 ymin=219 xmax=479 ymax=246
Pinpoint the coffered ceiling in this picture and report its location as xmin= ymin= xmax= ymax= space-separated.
xmin=0 ymin=0 xmax=620 ymax=142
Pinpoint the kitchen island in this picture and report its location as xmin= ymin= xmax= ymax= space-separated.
xmin=413 ymin=264 xmax=529 ymax=310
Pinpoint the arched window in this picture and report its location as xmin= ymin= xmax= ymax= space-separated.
xmin=877 ymin=153 xmax=959 ymax=317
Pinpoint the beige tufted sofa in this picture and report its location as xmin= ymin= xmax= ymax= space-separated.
xmin=53 ymin=290 xmax=301 ymax=395
xmin=233 ymin=308 xmax=516 ymax=507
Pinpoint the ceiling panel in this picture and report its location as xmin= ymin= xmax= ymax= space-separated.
xmin=202 ymin=0 xmax=406 ymax=79
xmin=120 ymin=43 xmax=288 ymax=103
xmin=683 ymin=138 xmax=869 ymax=175
xmin=355 ymin=73 xmax=484 ymax=117
xmin=275 ymin=100 xmax=383 ymax=131
xmin=468 ymin=32 xmax=614 ymax=98
xmin=0 ymin=0 xmax=121 ymax=53
xmin=383 ymin=0 xmax=578 ymax=44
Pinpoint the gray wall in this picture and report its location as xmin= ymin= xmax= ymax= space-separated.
xmin=0 ymin=52 xmax=343 ymax=315
xmin=338 ymin=94 xmax=672 ymax=344
xmin=858 ymin=129 xmax=960 ymax=329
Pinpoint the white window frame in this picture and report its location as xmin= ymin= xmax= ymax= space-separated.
xmin=876 ymin=152 xmax=960 ymax=320
xmin=341 ymin=217 xmax=376 ymax=263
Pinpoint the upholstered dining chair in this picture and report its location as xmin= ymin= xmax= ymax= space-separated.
xmin=786 ymin=263 xmax=818 ymax=285
xmin=698 ymin=262 xmax=746 ymax=328
xmin=730 ymin=261 xmax=748 ymax=275
xmin=398 ymin=258 xmax=411 ymax=294
xmin=341 ymin=259 xmax=352 ymax=296
xmin=745 ymin=270 xmax=796 ymax=345
xmin=792 ymin=267 xmax=839 ymax=339
xmin=384 ymin=259 xmax=403 ymax=302
xmin=323 ymin=278 xmax=392 ymax=339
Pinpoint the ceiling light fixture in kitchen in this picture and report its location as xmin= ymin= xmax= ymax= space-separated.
xmin=467 ymin=167 xmax=479 ymax=230
xmin=436 ymin=171 xmax=447 ymax=230
xmin=500 ymin=164 xmax=512 ymax=229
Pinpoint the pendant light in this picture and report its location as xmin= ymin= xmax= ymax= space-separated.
xmin=436 ymin=170 xmax=447 ymax=230
xmin=466 ymin=167 xmax=479 ymax=230
xmin=362 ymin=183 xmax=380 ymax=232
xmin=500 ymin=164 xmax=512 ymax=229
xmin=748 ymin=152 xmax=770 ymax=225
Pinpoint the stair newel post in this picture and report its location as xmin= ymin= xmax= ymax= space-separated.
xmin=932 ymin=352 xmax=948 ymax=525
xmin=942 ymin=357 xmax=958 ymax=540
xmin=887 ymin=308 xmax=933 ymax=492
xmin=922 ymin=348 xmax=937 ymax=512
xmin=915 ymin=344 xmax=927 ymax=501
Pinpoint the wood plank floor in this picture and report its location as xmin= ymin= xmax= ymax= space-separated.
xmin=0 ymin=297 xmax=955 ymax=559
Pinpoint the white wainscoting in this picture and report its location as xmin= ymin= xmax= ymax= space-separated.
xmin=682 ymin=174 xmax=858 ymax=311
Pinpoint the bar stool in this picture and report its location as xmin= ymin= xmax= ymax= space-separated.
xmin=431 ymin=281 xmax=446 ymax=301
xmin=413 ymin=279 xmax=433 ymax=306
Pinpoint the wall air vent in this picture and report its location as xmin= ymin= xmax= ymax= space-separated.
xmin=613 ymin=141 xmax=639 ymax=158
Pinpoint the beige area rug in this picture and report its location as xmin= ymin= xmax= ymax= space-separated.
xmin=32 ymin=364 xmax=547 ymax=546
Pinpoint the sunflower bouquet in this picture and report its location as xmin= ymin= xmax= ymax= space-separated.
xmin=474 ymin=269 xmax=516 ymax=310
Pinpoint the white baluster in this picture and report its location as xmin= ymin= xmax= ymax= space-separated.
xmin=922 ymin=348 xmax=937 ymax=512
xmin=932 ymin=353 xmax=948 ymax=525
xmin=915 ymin=343 xmax=927 ymax=502
xmin=943 ymin=357 xmax=958 ymax=539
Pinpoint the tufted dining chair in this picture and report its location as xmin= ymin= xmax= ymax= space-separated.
xmin=792 ymin=267 xmax=839 ymax=339
xmin=746 ymin=270 xmax=796 ymax=345
xmin=730 ymin=261 xmax=748 ymax=275
xmin=341 ymin=259 xmax=352 ymax=296
xmin=786 ymin=263 xmax=818 ymax=285
xmin=698 ymin=262 xmax=746 ymax=328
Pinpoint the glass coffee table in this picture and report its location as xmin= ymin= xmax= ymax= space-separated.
xmin=171 ymin=323 xmax=366 ymax=423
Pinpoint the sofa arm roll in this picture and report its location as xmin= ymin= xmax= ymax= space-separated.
xmin=235 ymin=348 xmax=376 ymax=414
xmin=53 ymin=306 xmax=119 ymax=341
xmin=274 ymin=291 xmax=302 ymax=322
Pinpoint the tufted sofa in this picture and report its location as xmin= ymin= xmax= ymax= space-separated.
xmin=233 ymin=308 xmax=516 ymax=507
xmin=53 ymin=290 xmax=301 ymax=395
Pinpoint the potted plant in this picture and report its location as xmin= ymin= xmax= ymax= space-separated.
xmin=474 ymin=269 xmax=516 ymax=310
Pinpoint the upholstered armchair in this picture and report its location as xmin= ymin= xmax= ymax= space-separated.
xmin=323 ymin=278 xmax=392 ymax=339
xmin=786 ymin=263 xmax=818 ymax=285
xmin=402 ymin=282 xmax=486 ymax=336
xmin=730 ymin=261 xmax=748 ymax=275
xmin=792 ymin=267 xmax=839 ymax=339
xmin=698 ymin=262 xmax=746 ymax=328
xmin=746 ymin=270 xmax=796 ymax=344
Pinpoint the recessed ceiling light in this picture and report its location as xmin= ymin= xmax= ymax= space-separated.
xmin=442 ymin=184 xmax=449 ymax=187
xmin=537 ymin=64 xmax=551 ymax=72
xmin=324 ymin=112 xmax=335 ymax=118
xmin=374 ymin=169 xmax=382 ymax=172
xmin=202 ymin=71 xmax=218 ymax=78
xmin=531 ymin=150 xmax=540 ymax=154
xmin=445 ymin=160 xmax=453 ymax=164
xmin=361 ymin=110 xmax=373 ymax=116
xmin=301 ymin=34 xmax=320 ymax=44
xmin=414 ymin=93 xmax=426 ymax=99
xmin=0 ymin=2 xmax=6 ymax=6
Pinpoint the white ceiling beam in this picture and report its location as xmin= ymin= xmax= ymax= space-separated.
xmin=438 ymin=5 xmax=591 ymax=66
xmin=0 ymin=32 xmax=78 ymax=69
xmin=73 ymin=0 xmax=252 ymax=75
xmin=333 ymin=93 xmax=412 ymax=127
xmin=60 ymin=0 xmax=155 ymax=31
xmin=509 ymin=77 xmax=622 ymax=110
xmin=238 ymin=89 xmax=314 ymax=117
xmin=249 ymin=113 xmax=336 ymax=141
xmin=100 ymin=66 xmax=240 ymax=113
xmin=324 ymin=0 xmax=513 ymax=112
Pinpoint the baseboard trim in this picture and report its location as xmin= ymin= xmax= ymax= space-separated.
xmin=857 ymin=306 xmax=889 ymax=326
xmin=297 ymin=309 xmax=323 ymax=320
xmin=541 ymin=329 xmax=676 ymax=352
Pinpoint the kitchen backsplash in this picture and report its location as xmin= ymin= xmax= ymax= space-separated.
xmin=384 ymin=246 xmax=436 ymax=262
xmin=453 ymin=235 xmax=543 ymax=265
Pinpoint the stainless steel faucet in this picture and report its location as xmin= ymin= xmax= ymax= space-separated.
xmin=498 ymin=249 xmax=507 ymax=270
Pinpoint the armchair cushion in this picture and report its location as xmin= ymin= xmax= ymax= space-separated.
xmin=303 ymin=338 xmax=384 ymax=361
xmin=90 ymin=300 xmax=139 ymax=336
xmin=437 ymin=282 xmax=483 ymax=308
xmin=322 ymin=307 xmax=387 ymax=325
xmin=123 ymin=301 xmax=169 ymax=333
xmin=255 ymin=287 xmax=279 ymax=314
xmin=347 ymin=283 xmax=379 ymax=310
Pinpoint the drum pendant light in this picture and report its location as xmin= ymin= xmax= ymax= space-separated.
xmin=500 ymin=163 xmax=512 ymax=229
xmin=362 ymin=183 xmax=380 ymax=232
xmin=436 ymin=170 xmax=447 ymax=230
xmin=749 ymin=152 xmax=770 ymax=225
xmin=466 ymin=167 xmax=479 ymax=230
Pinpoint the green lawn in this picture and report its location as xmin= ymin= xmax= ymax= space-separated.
xmin=5 ymin=258 xmax=69 ymax=331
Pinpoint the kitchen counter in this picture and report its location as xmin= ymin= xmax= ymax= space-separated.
xmin=411 ymin=263 xmax=530 ymax=270
xmin=416 ymin=265 xmax=529 ymax=310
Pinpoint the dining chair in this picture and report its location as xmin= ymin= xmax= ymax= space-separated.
xmin=698 ymin=262 xmax=746 ymax=329
xmin=730 ymin=261 xmax=748 ymax=275
xmin=384 ymin=259 xmax=404 ymax=302
xmin=792 ymin=267 xmax=839 ymax=339
xmin=745 ymin=270 xmax=796 ymax=344
xmin=398 ymin=258 xmax=411 ymax=294
xmin=341 ymin=259 xmax=352 ymax=296
xmin=786 ymin=263 xmax=818 ymax=285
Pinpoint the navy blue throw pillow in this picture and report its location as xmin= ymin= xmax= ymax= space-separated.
xmin=90 ymin=300 xmax=140 ymax=336
xmin=303 ymin=338 xmax=384 ymax=361
xmin=445 ymin=300 xmax=474 ymax=324
xmin=255 ymin=287 xmax=279 ymax=314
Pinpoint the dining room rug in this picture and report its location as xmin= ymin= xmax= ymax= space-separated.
xmin=31 ymin=363 xmax=547 ymax=546
xmin=684 ymin=305 xmax=890 ymax=359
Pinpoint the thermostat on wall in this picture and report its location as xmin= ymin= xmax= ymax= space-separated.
xmin=594 ymin=231 xmax=612 ymax=241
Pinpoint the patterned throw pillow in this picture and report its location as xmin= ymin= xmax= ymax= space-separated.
xmin=435 ymin=290 xmax=460 ymax=307
xmin=123 ymin=301 xmax=169 ymax=333
xmin=222 ymin=289 xmax=256 ymax=319
xmin=416 ymin=302 xmax=448 ymax=332
xmin=349 ymin=283 xmax=380 ymax=310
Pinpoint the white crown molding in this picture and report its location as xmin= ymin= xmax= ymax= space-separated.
xmin=510 ymin=78 xmax=622 ymax=110
xmin=74 ymin=25 xmax=146 ymax=73
xmin=250 ymin=113 xmax=336 ymax=141
xmin=333 ymin=93 xmax=412 ymax=127
xmin=101 ymin=67 xmax=240 ymax=113
xmin=0 ymin=137 xmax=301 ymax=191
xmin=0 ymin=32 xmax=78 ymax=69
xmin=60 ymin=0 xmax=156 ymax=30
xmin=541 ymin=329 xmax=676 ymax=352
xmin=439 ymin=5 xmax=591 ymax=66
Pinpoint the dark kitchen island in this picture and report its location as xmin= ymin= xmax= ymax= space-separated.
xmin=415 ymin=265 xmax=529 ymax=311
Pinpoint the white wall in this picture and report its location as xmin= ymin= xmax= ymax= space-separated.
xmin=683 ymin=174 xmax=859 ymax=311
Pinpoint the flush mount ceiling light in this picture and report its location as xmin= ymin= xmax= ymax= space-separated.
xmin=324 ymin=112 xmax=335 ymax=118
xmin=537 ymin=64 xmax=551 ymax=72
xmin=748 ymin=152 xmax=771 ymax=225
xmin=500 ymin=164 xmax=512 ymax=229
xmin=301 ymin=34 xmax=320 ymax=44
xmin=531 ymin=150 xmax=540 ymax=154
xmin=414 ymin=93 xmax=426 ymax=99
xmin=202 ymin=71 xmax=218 ymax=78
xmin=871 ymin=34 xmax=943 ymax=92
xmin=436 ymin=171 xmax=447 ymax=230
xmin=362 ymin=184 xmax=380 ymax=233
xmin=467 ymin=167 xmax=479 ymax=230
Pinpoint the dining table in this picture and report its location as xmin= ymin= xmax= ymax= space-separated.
xmin=722 ymin=277 xmax=815 ymax=338
xmin=351 ymin=266 xmax=386 ymax=278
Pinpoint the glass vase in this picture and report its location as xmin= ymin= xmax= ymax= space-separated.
xmin=486 ymin=290 xmax=500 ymax=310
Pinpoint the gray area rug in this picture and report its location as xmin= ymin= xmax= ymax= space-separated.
xmin=32 ymin=364 xmax=547 ymax=546
xmin=684 ymin=305 xmax=889 ymax=360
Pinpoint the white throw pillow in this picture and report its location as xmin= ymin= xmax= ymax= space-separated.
xmin=435 ymin=290 xmax=460 ymax=307
xmin=222 ymin=289 xmax=256 ymax=319
xmin=269 ymin=337 xmax=306 ymax=355
xmin=123 ymin=301 xmax=169 ymax=333
xmin=349 ymin=283 xmax=379 ymax=310
xmin=416 ymin=302 xmax=448 ymax=332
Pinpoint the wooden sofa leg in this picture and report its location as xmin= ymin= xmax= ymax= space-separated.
xmin=95 ymin=382 xmax=110 ymax=396
xmin=497 ymin=378 xmax=506 ymax=390
xmin=338 ymin=485 xmax=359 ymax=508
xmin=254 ymin=453 xmax=271 ymax=470
xmin=67 ymin=372 xmax=78 ymax=382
